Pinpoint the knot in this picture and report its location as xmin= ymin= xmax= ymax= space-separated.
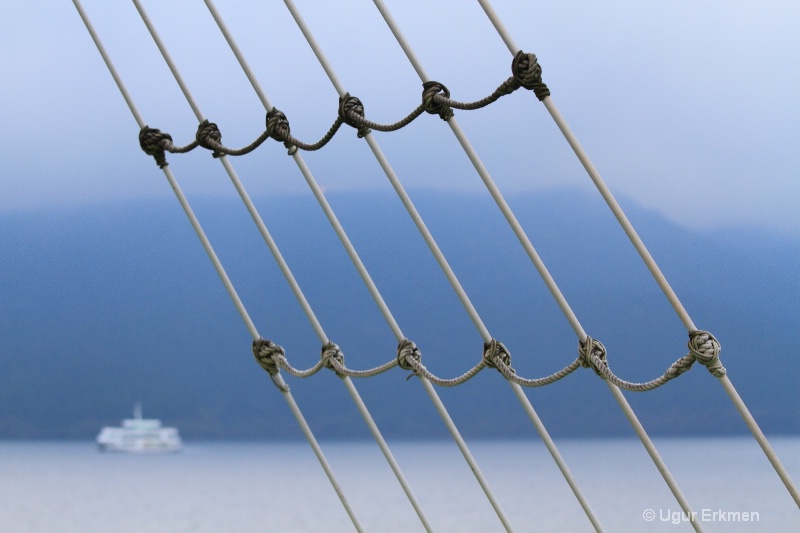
xmin=338 ymin=93 xmax=371 ymax=138
xmin=511 ymin=51 xmax=550 ymax=101
xmin=688 ymin=330 xmax=725 ymax=377
xmin=421 ymin=81 xmax=454 ymax=121
xmin=321 ymin=341 xmax=345 ymax=374
xmin=252 ymin=338 xmax=285 ymax=376
xmin=195 ymin=120 xmax=223 ymax=158
xmin=397 ymin=338 xmax=422 ymax=371
xmin=266 ymin=108 xmax=298 ymax=155
xmin=579 ymin=336 xmax=608 ymax=376
xmin=483 ymin=339 xmax=513 ymax=372
xmin=139 ymin=126 xmax=172 ymax=168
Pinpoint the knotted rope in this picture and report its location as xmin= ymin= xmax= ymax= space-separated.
xmin=511 ymin=50 xmax=550 ymax=100
xmin=138 ymin=126 xmax=172 ymax=168
xmin=139 ymin=126 xmax=199 ymax=167
xmin=422 ymin=81 xmax=454 ymax=121
xmin=252 ymin=338 xmax=290 ymax=391
xmin=338 ymin=94 xmax=372 ymax=138
xmin=482 ymin=339 xmax=513 ymax=371
xmin=578 ymin=331 xmax=725 ymax=392
xmin=397 ymin=338 xmax=422 ymax=372
xmin=137 ymin=51 xmax=551 ymax=165
xmin=265 ymin=108 xmax=299 ymax=155
xmin=195 ymin=120 xmax=224 ymax=158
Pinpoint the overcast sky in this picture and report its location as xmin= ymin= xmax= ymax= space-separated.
xmin=1 ymin=0 xmax=798 ymax=236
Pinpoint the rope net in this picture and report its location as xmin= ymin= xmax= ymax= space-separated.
xmin=73 ymin=0 xmax=799 ymax=531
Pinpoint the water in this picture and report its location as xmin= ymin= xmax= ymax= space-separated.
xmin=0 ymin=437 xmax=797 ymax=532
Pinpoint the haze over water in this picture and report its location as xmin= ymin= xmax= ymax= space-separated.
xmin=1 ymin=437 xmax=797 ymax=532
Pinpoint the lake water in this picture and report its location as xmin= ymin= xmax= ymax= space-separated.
xmin=1 ymin=437 xmax=797 ymax=532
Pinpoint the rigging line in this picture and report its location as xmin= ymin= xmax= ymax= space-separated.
xmin=476 ymin=0 xmax=800 ymax=509
xmin=130 ymin=2 xmax=433 ymax=530
xmin=282 ymin=1 xmax=601 ymax=531
xmin=74 ymin=5 xmax=362 ymax=531
xmin=477 ymin=0 xmax=693 ymax=331
xmin=206 ymin=1 xmax=513 ymax=530
xmin=370 ymin=1 xmax=703 ymax=530
xmin=87 ymin=1 xmax=360 ymax=529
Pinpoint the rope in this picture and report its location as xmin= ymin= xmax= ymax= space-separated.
xmin=132 ymin=54 xmax=554 ymax=165
xmin=285 ymin=1 xmax=601 ymax=530
xmin=477 ymin=0 xmax=799 ymax=508
xmin=269 ymin=342 xmax=400 ymax=380
xmin=368 ymin=1 xmax=703 ymax=529
xmin=397 ymin=339 xmax=487 ymax=387
xmin=579 ymin=331 xmax=725 ymax=392
xmin=76 ymin=3 xmax=366 ymax=530
xmin=130 ymin=1 xmax=380 ymax=529
xmin=77 ymin=0 xmax=800 ymax=526
xmin=277 ymin=2 xmax=517 ymax=529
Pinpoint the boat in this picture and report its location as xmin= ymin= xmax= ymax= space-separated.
xmin=96 ymin=403 xmax=182 ymax=453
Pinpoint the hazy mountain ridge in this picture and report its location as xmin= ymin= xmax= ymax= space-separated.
xmin=1 ymin=190 xmax=797 ymax=439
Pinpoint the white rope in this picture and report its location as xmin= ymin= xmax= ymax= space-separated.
xmin=221 ymin=128 xmax=434 ymax=530
xmin=202 ymin=0 xmax=519 ymax=528
xmin=74 ymin=0 xmax=799 ymax=527
xmin=78 ymin=1 xmax=364 ymax=530
xmin=202 ymin=0 xmax=526 ymax=527
xmin=368 ymin=1 xmax=712 ymax=529
xmin=131 ymin=1 xmax=433 ymax=529
xmin=476 ymin=0 xmax=800 ymax=508
xmin=283 ymin=1 xmax=606 ymax=530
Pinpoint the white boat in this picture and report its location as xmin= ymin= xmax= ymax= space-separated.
xmin=96 ymin=403 xmax=182 ymax=453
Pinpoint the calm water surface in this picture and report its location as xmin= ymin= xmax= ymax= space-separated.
xmin=0 ymin=437 xmax=797 ymax=532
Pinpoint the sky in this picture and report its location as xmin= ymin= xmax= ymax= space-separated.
xmin=1 ymin=0 xmax=798 ymax=236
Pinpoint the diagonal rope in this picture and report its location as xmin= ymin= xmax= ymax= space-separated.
xmin=203 ymin=1 xmax=518 ymax=530
xmin=128 ymin=2 xmax=439 ymax=530
xmin=476 ymin=0 xmax=800 ymax=508
xmin=71 ymin=2 xmax=363 ymax=531
xmin=74 ymin=0 xmax=796 ymax=525
xmin=369 ymin=0 xmax=710 ymax=529
xmin=282 ymin=1 xmax=606 ymax=531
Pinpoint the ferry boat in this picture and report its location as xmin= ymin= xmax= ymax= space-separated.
xmin=96 ymin=404 xmax=182 ymax=453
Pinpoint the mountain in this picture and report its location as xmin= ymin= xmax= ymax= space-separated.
xmin=1 ymin=190 xmax=797 ymax=439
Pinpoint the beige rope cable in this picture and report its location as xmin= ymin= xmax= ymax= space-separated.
xmin=72 ymin=0 xmax=798 ymax=529
xmin=476 ymin=0 xmax=800 ymax=508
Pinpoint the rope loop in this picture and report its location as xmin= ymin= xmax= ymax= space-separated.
xmin=511 ymin=50 xmax=550 ymax=101
xmin=688 ymin=330 xmax=726 ymax=377
xmin=321 ymin=341 xmax=345 ymax=375
xmin=397 ymin=338 xmax=422 ymax=371
xmin=338 ymin=93 xmax=371 ymax=138
xmin=578 ymin=336 xmax=608 ymax=376
xmin=422 ymin=81 xmax=454 ymax=121
xmin=139 ymin=126 xmax=172 ymax=168
xmin=266 ymin=108 xmax=298 ymax=155
xmin=483 ymin=339 xmax=514 ymax=373
xmin=195 ymin=119 xmax=224 ymax=158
